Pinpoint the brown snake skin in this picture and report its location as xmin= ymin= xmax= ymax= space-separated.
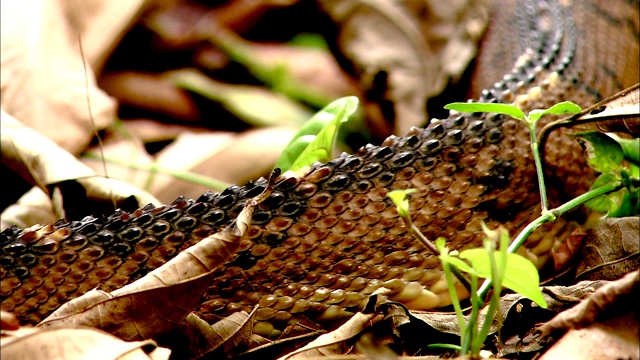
xmin=1 ymin=0 xmax=639 ymax=338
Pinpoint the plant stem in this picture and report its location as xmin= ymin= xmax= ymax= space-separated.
xmin=476 ymin=179 xmax=625 ymax=299
xmin=409 ymin=223 xmax=473 ymax=292
xmin=528 ymin=123 xmax=549 ymax=211
xmin=461 ymin=274 xmax=479 ymax=355
xmin=442 ymin=261 xmax=467 ymax=344
xmin=82 ymin=153 xmax=230 ymax=191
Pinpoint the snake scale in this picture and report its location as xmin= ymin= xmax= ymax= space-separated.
xmin=1 ymin=0 xmax=638 ymax=339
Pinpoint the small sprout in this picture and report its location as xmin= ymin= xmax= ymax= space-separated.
xmin=528 ymin=101 xmax=581 ymax=123
xmin=387 ymin=189 xmax=417 ymax=219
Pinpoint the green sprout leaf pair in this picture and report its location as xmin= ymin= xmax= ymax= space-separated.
xmin=443 ymin=101 xmax=581 ymax=126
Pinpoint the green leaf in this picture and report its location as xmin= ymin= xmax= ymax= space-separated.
xmin=387 ymin=189 xmax=417 ymax=219
xmin=586 ymin=172 xmax=639 ymax=216
xmin=444 ymin=255 xmax=475 ymax=275
xmin=607 ymin=134 xmax=640 ymax=166
xmin=528 ymin=101 xmax=581 ymax=123
xmin=276 ymin=96 xmax=359 ymax=172
xmin=459 ymin=249 xmax=547 ymax=308
xmin=444 ymin=102 xmax=526 ymax=121
xmin=576 ymin=132 xmax=624 ymax=173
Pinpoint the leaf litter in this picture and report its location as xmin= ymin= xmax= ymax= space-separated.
xmin=1 ymin=0 xmax=638 ymax=359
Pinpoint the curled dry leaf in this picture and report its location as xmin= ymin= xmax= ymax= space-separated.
xmin=318 ymin=0 xmax=490 ymax=137
xmin=1 ymin=111 xmax=159 ymax=230
xmin=1 ymin=0 xmax=117 ymax=154
xmin=575 ymin=217 xmax=640 ymax=281
xmin=277 ymin=312 xmax=377 ymax=360
xmin=277 ymin=290 xmax=388 ymax=360
xmin=569 ymin=83 xmax=640 ymax=136
xmin=36 ymin=177 xmax=274 ymax=341
xmin=178 ymin=307 xmax=255 ymax=358
xmin=538 ymin=270 xmax=639 ymax=337
xmin=538 ymin=271 xmax=639 ymax=360
xmin=1 ymin=327 xmax=169 ymax=360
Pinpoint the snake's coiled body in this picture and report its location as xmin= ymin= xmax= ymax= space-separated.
xmin=1 ymin=0 xmax=638 ymax=337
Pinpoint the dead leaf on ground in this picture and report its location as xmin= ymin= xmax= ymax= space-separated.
xmin=177 ymin=308 xmax=255 ymax=359
xmin=538 ymin=311 xmax=639 ymax=360
xmin=318 ymin=0 xmax=490 ymax=138
xmin=36 ymin=174 xmax=275 ymax=342
xmin=575 ymin=217 xmax=640 ymax=281
xmin=538 ymin=270 xmax=639 ymax=337
xmin=1 ymin=326 xmax=169 ymax=360
xmin=0 ymin=111 xmax=159 ymax=229
xmin=82 ymin=125 xmax=298 ymax=203
xmin=0 ymin=0 xmax=117 ymax=154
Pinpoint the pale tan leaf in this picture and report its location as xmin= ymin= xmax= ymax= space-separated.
xmin=277 ymin=312 xmax=377 ymax=360
xmin=538 ymin=311 xmax=639 ymax=360
xmin=82 ymin=137 xmax=156 ymax=193
xmin=0 ymin=327 xmax=169 ymax=360
xmin=36 ymin=177 xmax=274 ymax=340
xmin=1 ymin=188 xmax=61 ymax=230
xmin=572 ymin=83 xmax=640 ymax=135
xmin=77 ymin=0 xmax=154 ymax=74
xmin=1 ymin=112 xmax=159 ymax=230
xmin=1 ymin=0 xmax=116 ymax=154
xmin=150 ymin=127 xmax=297 ymax=202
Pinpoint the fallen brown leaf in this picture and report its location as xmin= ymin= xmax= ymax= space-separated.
xmin=318 ymin=0 xmax=490 ymax=138
xmin=0 ymin=111 xmax=159 ymax=229
xmin=575 ymin=217 xmax=640 ymax=281
xmin=1 ymin=326 xmax=169 ymax=360
xmin=1 ymin=0 xmax=116 ymax=154
xmin=538 ymin=270 xmax=639 ymax=337
xmin=36 ymin=172 xmax=277 ymax=341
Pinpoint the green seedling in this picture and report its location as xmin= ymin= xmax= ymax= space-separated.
xmin=444 ymin=101 xmax=581 ymax=213
xmin=388 ymin=189 xmax=546 ymax=357
xmin=276 ymin=96 xmax=359 ymax=173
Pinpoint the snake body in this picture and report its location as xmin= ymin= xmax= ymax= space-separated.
xmin=1 ymin=0 xmax=638 ymax=338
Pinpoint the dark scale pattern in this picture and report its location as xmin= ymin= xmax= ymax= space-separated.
xmin=1 ymin=0 xmax=639 ymax=338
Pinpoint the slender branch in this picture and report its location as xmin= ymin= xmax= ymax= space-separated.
xmin=476 ymin=180 xmax=625 ymax=299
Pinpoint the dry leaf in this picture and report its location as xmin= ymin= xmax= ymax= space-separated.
xmin=1 ymin=326 xmax=169 ymax=360
xmin=539 ymin=271 xmax=639 ymax=360
xmin=277 ymin=312 xmax=377 ymax=360
xmin=150 ymin=127 xmax=298 ymax=202
xmin=538 ymin=311 xmax=639 ymax=360
xmin=178 ymin=308 xmax=255 ymax=358
xmin=575 ymin=217 xmax=640 ymax=281
xmin=570 ymin=83 xmax=640 ymax=136
xmin=0 ymin=111 xmax=159 ymax=229
xmin=318 ymin=0 xmax=490 ymax=137
xmin=36 ymin=175 xmax=275 ymax=341
xmin=99 ymin=72 xmax=201 ymax=122
xmin=1 ymin=0 xmax=116 ymax=154
xmin=538 ymin=270 xmax=639 ymax=337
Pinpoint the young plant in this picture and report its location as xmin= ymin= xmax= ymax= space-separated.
xmin=388 ymin=189 xmax=547 ymax=357
xmin=444 ymin=101 xmax=582 ymax=212
xmin=275 ymin=96 xmax=359 ymax=173
xmin=386 ymin=99 xmax=637 ymax=357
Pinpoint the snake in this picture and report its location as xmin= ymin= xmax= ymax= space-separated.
xmin=1 ymin=0 xmax=638 ymax=339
